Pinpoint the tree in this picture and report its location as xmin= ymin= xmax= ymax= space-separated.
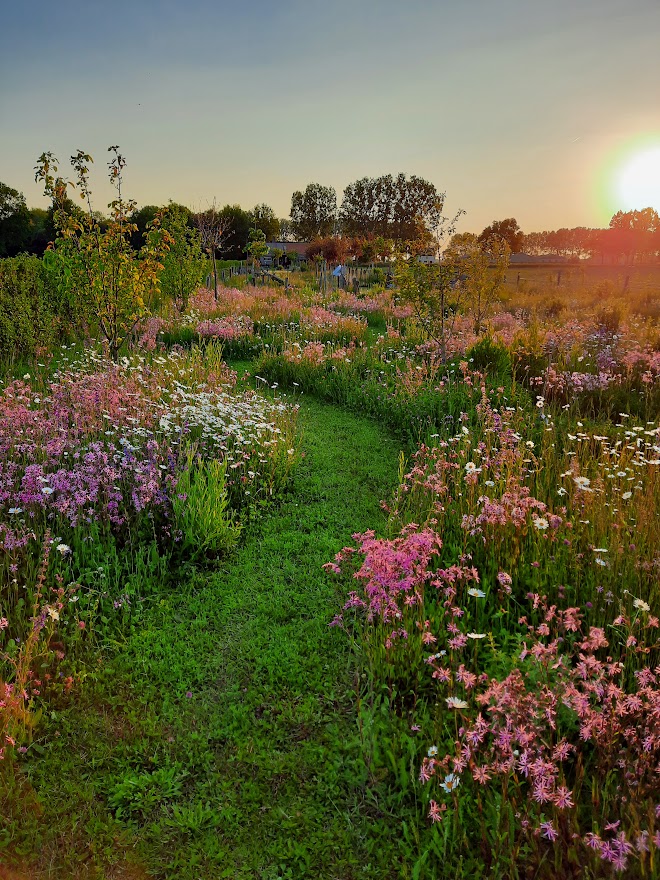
xmin=247 ymin=228 xmax=268 ymax=277
xmin=394 ymin=257 xmax=458 ymax=363
xmin=521 ymin=231 xmax=546 ymax=256
xmin=217 ymin=204 xmax=253 ymax=259
xmin=446 ymin=234 xmax=510 ymax=334
xmin=609 ymin=208 xmax=660 ymax=264
xmin=393 ymin=211 xmax=463 ymax=361
xmin=290 ymin=183 xmax=337 ymax=240
xmin=277 ymin=218 xmax=295 ymax=242
xmin=129 ymin=204 xmax=161 ymax=250
xmin=160 ymin=203 xmax=205 ymax=312
xmin=0 ymin=182 xmax=32 ymax=256
xmin=478 ymin=218 xmax=523 ymax=253
xmin=351 ymin=233 xmax=394 ymax=264
xmin=194 ymin=203 xmax=231 ymax=298
xmin=27 ymin=208 xmax=50 ymax=255
xmin=447 ymin=231 xmax=479 ymax=252
xmin=250 ymin=204 xmax=280 ymax=241
xmin=305 ymin=236 xmax=352 ymax=264
xmin=340 ymin=174 xmax=444 ymax=244
xmin=35 ymin=147 xmax=171 ymax=361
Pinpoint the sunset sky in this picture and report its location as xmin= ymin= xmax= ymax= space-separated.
xmin=2 ymin=0 xmax=659 ymax=234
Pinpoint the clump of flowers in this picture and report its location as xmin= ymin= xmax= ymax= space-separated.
xmin=0 ymin=347 xmax=300 ymax=624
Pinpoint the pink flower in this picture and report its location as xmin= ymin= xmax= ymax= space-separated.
xmin=553 ymin=786 xmax=574 ymax=810
xmin=540 ymin=821 xmax=558 ymax=841
xmin=472 ymin=766 xmax=491 ymax=784
xmin=428 ymin=800 xmax=445 ymax=823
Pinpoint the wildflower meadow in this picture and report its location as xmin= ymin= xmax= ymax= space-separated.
xmin=1 ymin=225 xmax=659 ymax=878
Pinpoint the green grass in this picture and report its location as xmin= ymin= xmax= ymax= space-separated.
xmin=8 ymin=399 xmax=405 ymax=879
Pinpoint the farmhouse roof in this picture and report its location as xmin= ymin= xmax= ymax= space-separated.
xmin=509 ymin=253 xmax=568 ymax=264
xmin=266 ymin=241 xmax=310 ymax=256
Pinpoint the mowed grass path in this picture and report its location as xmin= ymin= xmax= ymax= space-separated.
xmin=19 ymin=398 xmax=402 ymax=879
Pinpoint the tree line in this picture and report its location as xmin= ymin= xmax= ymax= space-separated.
xmin=520 ymin=209 xmax=660 ymax=264
xmin=0 ymin=181 xmax=283 ymax=261
xmin=2 ymin=170 xmax=659 ymax=264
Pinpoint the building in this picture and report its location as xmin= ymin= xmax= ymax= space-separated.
xmin=263 ymin=241 xmax=311 ymax=267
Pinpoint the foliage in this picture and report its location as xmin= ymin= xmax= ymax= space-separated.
xmin=0 ymin=254 xmax=64 ymax=361
xmin=3 ymin=400 xmax=405 ymax=879
xmin=340 ymin=173 xmax=444 ymax=245
xmin=194 ymin=202 xmax=230 ymax=297
xmin=172 ymin=453 xmax=241 ymax=562
xmin=34 ymin=147 xmax=171 ymax=361
xmin=250 ymin=203 xmax=280 ymax=241
xmin=290 ymin=183 xmax=337 ymax=240
xmin=478 ymin=217 xmax=523 ymax=253
xmin=304 ymin=235 xmax=352 ymax=264
xmin=128 ymin=204 xmax=161 ymax=250
xmin=607 ymin=208 xmax=660 ymax=264
xmin=446 ymin=233 xmax=511 ymax=333
xmin=393 ymin=253 xmax=462 ymax=361
xmin=0 ymin=182 xmax=32 ymax=257
xmin=247 ymin=227 xmax=268 ymax=271
xmin=2 ymin=216 xmax=660 ymax=878
xmin=160 ymin=203 xmax=205 ymax=312
xmin=216 ymin=204 xmax=254 ymax=259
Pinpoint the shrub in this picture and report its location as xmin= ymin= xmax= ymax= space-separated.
xmin=0 ymin=255 xmax=63 ymax=361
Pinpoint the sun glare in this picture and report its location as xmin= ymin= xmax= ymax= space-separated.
xmin=616 ymin=145 xmax=660 ymax=212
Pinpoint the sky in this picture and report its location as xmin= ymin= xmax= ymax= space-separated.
xmin=1 ymin=0 xmax=659 ymax=234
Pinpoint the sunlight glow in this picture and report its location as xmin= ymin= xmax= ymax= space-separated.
xmin=616 ymin=146 xmax=660 ymax=212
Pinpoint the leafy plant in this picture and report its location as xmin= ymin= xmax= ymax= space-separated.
xmin=107 ymin=765 xmax=187 ymax=820
xmin=34 ymin=147 xmax=171 ymax=360
xmin=160 ymin=203 xmax=205 ymax=312
xmin=173 ymin=452 xmax=242 ymax=562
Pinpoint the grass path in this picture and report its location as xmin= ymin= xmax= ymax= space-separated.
xmin=20 ymin=398 xmax=403 ymax=879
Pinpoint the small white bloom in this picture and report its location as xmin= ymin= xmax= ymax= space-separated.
xmin=427 ymin=745 xmax=438 ymax=757
xmin=467 ymin=632 xmax=487 ymax=639
xmin=532 ymin=516 xmax=549 ymax=530
xmin=467 ymin=588 xmax=485 ymax=598
xmin=440 ymin=773 xmax=460 ymax=793
xmin=633 ymin=598 xmax=650 ymax=612
xmin=56 ymin=544 xmax=71 ymax=556
xmin=622 ymin=491 xmax=632 ymax=500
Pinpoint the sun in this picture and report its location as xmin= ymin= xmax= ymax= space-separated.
xmin=616 ymin=146 xmax=660 ymax=212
